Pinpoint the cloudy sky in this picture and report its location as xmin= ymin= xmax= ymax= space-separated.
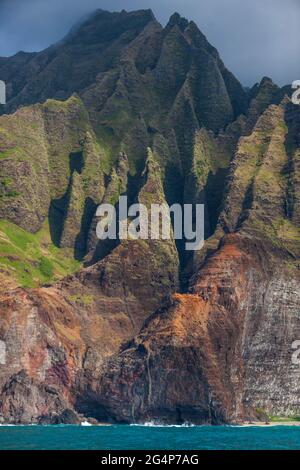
xmin=0 ymin=0 xmax=299 ymax=86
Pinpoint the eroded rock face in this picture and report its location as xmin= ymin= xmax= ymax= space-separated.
xmin=0 ymin=151 xmax=179 ymax=424
xmin=0 ymin=244 xmax=178 ymax=424
xmin=0 ymin=96 xmax=105 ymax=238
xmin=80 ymin=100 xmax=299 ymax=424
xmin=0 ymin=9 xmax=299 ymax=424
xmin=91 ymin=234 xmax=299 ymax=424
xmin=1 ymin=229 xmax=299 ymax=424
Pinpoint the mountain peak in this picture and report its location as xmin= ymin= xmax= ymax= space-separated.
xmin=63 ymin=8 xmax=157 ymax=46
xmin=260 ymin=76 xmax=275 ymax=86
xmin=166 ymin=12 xmax=189 ymax=31
xmin=92 ymin=8 xmax=156 ymax=23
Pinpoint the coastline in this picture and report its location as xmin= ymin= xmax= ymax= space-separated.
xmin=1 ymin=418 xmax=300 ymax=427
xmin=237 ymin=421 xmax=300 ymax=427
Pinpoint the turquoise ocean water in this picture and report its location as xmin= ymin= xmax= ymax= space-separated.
xmin=0 ymin=425 xmax=300 ymax=450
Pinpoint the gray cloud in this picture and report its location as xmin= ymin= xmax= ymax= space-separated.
xmin=0 ymin=0 xmax=299 ymax=86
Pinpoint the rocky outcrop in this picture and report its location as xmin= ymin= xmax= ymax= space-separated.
xmin=86 ymin=151 xmax=129 ymax=261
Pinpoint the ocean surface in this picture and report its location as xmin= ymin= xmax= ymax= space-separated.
xmin=0 ymin=424 xmax=300 ymax=450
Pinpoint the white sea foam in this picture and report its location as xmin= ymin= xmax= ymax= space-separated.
xmin=0 ymin=423 xmax=38 ymax=427
xmin=130 ymin=422 xmax=196 ymax=428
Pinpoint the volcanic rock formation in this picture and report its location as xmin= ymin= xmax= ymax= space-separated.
xmin=0 ymin=9 xmax=299 ymax=424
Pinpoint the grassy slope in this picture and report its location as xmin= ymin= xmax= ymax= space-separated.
xmin=0 ymin=220 xmax=80 ymax=288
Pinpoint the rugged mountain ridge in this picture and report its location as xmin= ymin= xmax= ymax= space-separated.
xmin=0 ymin=9 xmax=299 ymax=424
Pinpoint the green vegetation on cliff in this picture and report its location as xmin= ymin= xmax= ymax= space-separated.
xmin=0 ymin=220 xmax=80 ymax=287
